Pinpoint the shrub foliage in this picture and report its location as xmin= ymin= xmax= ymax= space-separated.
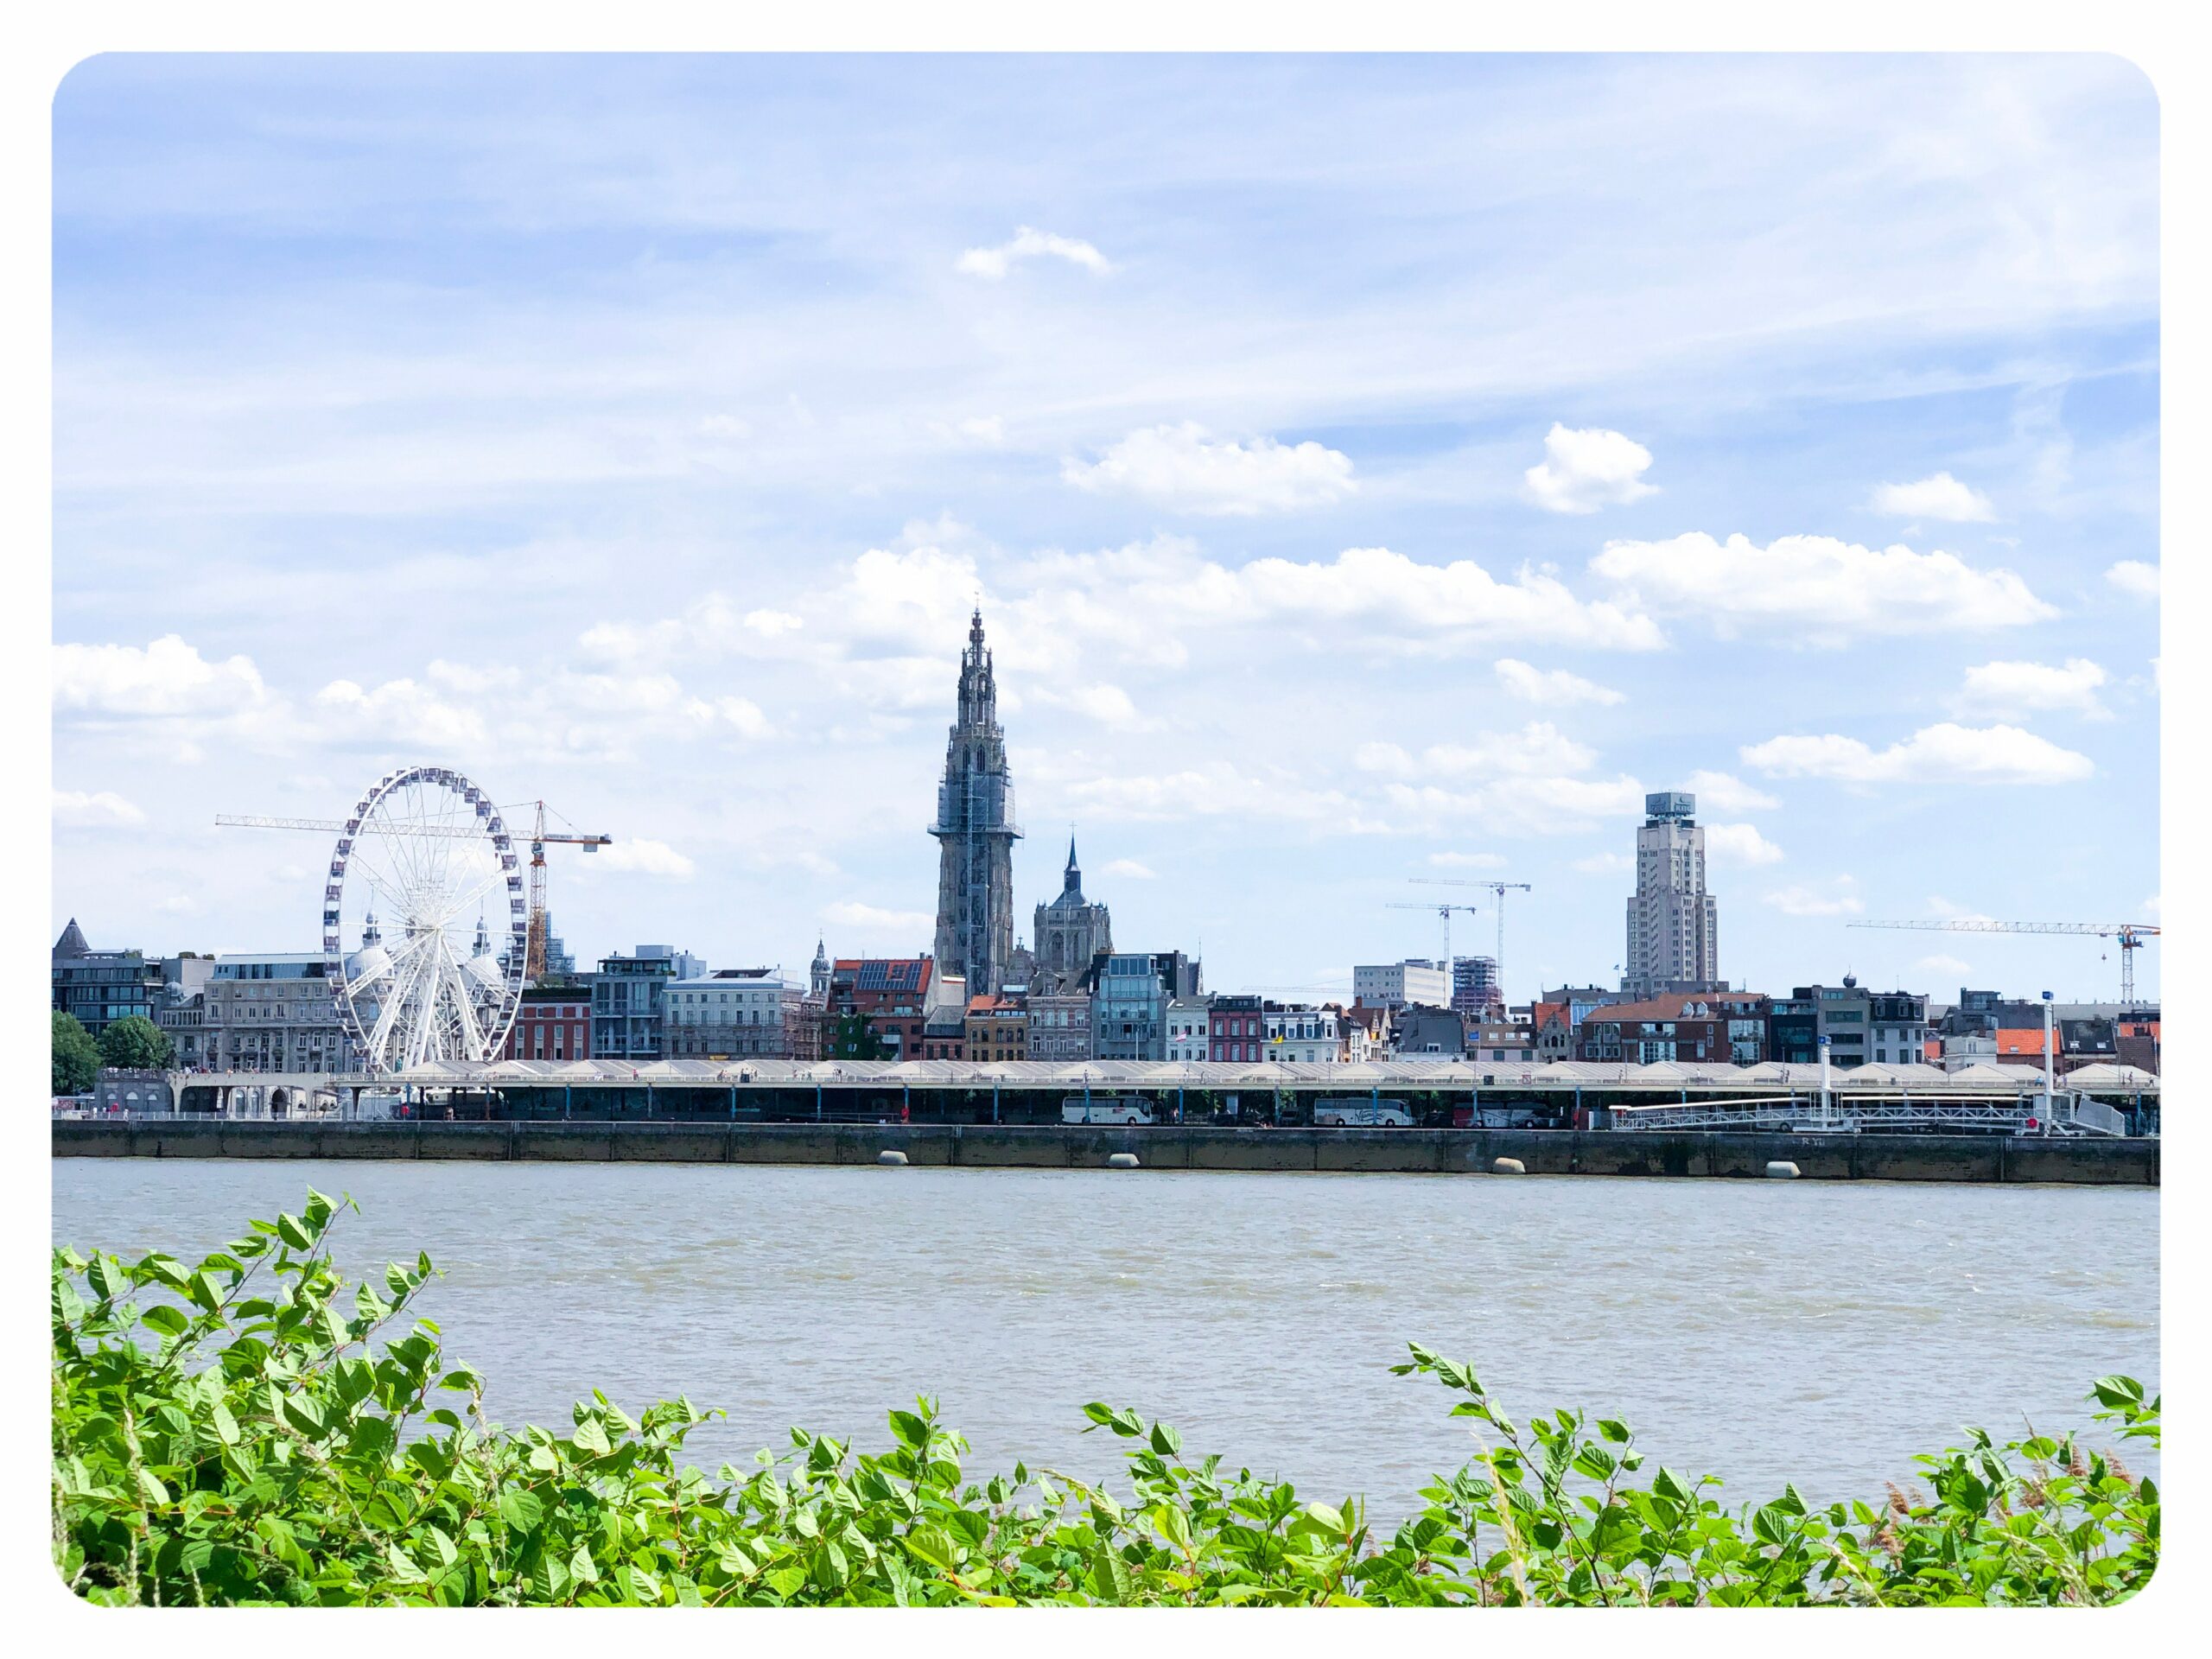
xmin=53 ymin=1191 xmax=2158 ymax=1607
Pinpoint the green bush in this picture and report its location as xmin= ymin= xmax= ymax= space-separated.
xmin=52 ymin=1191 xmax=2158 ymax=1607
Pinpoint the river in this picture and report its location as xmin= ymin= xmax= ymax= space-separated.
xmin=51 ymin=1160 xmax=2158 ymax=1521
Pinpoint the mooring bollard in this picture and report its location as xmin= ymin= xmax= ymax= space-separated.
xmin=1107 ymin=1152 xmax=1140 ymax=1168
xmin=877 ymin=1149 xmax=908 ymax=1166
xmin=1765 ymin=1160 xmax=1800 ymax=1179
xmin=1491 ymin=1157 xmax=1527 ymax=1175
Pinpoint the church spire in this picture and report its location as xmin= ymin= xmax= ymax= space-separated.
xmin=1065 ymin=835 xmax=1082 ymax=893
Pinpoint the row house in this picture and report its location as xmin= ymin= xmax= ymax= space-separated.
xmin=505 ymin=979 xmax=594 ymax=1062
xmin=1262 ymin=1001 xmax=1343 ymax=1062
xmin=1210 ymin=993 xmax=1266 ymax=1062
xmin=1165 ymin=997 xmax=1211 ymax=1061
xmin=965 ymin=994 xmax=1028 ymax=1061
xmin=1027 ymin=990 xmax=1093 ymax=1060
xmin=828 ymin=957 xmax=936 ymax=1059
xmin=1577 ymin=993 xmax=1767 ymax=1065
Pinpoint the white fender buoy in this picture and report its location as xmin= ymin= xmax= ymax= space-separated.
xmin=1765 ymin=1160 xmax=1800 ymax=1179
xmin=877 ymin=1149 xmax=908 ymax=1166
xmin=1492 ymin=1157 xmax=1526 ymax=1175
xmin=1107 ymin=1152 xmax=1140 ymax=1168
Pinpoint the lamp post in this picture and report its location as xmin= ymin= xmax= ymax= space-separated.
xmin=1819 ymin=1033 xmax=1832 ymax=1129
xmin=2040 ymin=989 xmax=2056 ymax=1135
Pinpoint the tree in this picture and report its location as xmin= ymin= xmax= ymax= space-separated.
xmin=826 ymin=1014 xmax=888 ymax=1060
xmin=52 ymin=1012 xmax=100 ymax=1096
xmin=97 ymin=1014 xmax=175 ymax=1071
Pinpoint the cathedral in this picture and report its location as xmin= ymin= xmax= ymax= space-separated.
xmin=1033 ymin=838 xmax=1112 ymax=993
xmin=929 ymin=611 xmax=1023 ymax=998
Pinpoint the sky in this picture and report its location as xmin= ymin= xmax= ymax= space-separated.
xmin=50 ymin=52 xmax=2162 ymax=1006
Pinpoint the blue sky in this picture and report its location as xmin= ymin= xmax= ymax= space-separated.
xmin=50 ymin=52 xmax=2161 ymax=1004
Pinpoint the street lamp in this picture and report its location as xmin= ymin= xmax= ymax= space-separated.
xmin=2040 ymin=989 xmax=2056 ymax=1135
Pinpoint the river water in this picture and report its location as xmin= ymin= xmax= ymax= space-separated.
xmin=51 ymin=1160 xmax=2158 ymax=1521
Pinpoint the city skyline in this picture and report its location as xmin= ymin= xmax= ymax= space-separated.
xmin=51 ymin=54 xmax=2160 ymax=1001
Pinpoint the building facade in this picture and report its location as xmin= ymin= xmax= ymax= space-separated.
xmin=201 ymin=953 xmax=358 ymax=1073
xmin=52 ymin=919 xmax=168 ymax=1037
xmin=1033 ymin=839 xmax=1113 ymax=993
xmin=1353 ymin=959 xmax=1449 ymax=1010
xmin=1262 ymin=1001 xmax=1344 ymax=1062
xmin=1783 ymin=979 xmax=1929 ymax=1069
xmin=1624 ymin=791 xmax=1719 ymax=997
xmin=505 ymin=982 xmax=594 ymax=1062
xmin=930 ymin=610 xmax=1022 ymax=999
xmin=827 ymin=957 xmax=936 ymax=1059
xmin=664 ymin=969 xmax=794 ymax=1058
xmin=1209 ymin=994 xmax=1265 ymax=1063
xmin=1027 ymin=991 xmax=1093 ymax=1060
xmin=1165 ymin=996 xmax=1211 ymax=1061
xmin=965 ymin=995 xmax=1029 ymax=1061
xmin=591 ymin=947 xmax=696 ymax=1061
xmin=1090 ymin=950 xmax=1201 ymax=1060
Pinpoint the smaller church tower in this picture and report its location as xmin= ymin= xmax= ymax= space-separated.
xmin=810 ymin=936 xmax=831 ymax=1000
xmin=1033 ymin=836 xmax=1114 ymax=994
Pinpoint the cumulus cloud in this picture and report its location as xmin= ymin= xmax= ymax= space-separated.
xmin=955 ymin=226 xmax=1111 ymax=279
xmin=594 ymin=838 xmax=696 ymax=879
xmin=1062 ymin=423 xmax=1356 ymax=516
xmin=54 ymin=634 xmax=276 ymax=725
xmin=54 ymin=789 xmax=146 ymax=828
xmin=1740 ymin=722 xmax=2093 ymax=786
xmin=1870 ymin=471 xmax=1996 ymax=521
xmin=1705 ymin=823 xmax=1784 ymax=866
xmin=1684 ymin=770 xmax=1779 ymax=813
xmin=1102 ymin=858 xmax=1156 ymax=879
xmin=1522 ymin=423 xmax=1657 ymax=514
xmin=1762 ymin=879 xmax=1864 ymax=918
xmin=315 ymin=677 xmax=489 ymax=751
xmin=2106 ymin=560 xmax=2159 ymax=599
xmin=1494 ymin=658 xmax=1624 ymax=707
xmin=1955 ymin=658 xmax=2108 ymax=720
xmin=1380 ymin=775 xmax=1646 ymax=839
xmin=687 ymin=695 xmax=773 ymax=739
xmin=1356 ymin=723 xmax=1597 ymax=781
xmin=1590 ymin=532 xmax=2055 ymax=640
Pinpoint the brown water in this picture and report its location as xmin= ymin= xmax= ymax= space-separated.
xmin=51 ymin=1160 xmax=2158 ymax=1520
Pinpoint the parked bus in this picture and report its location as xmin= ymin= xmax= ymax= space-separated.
xmin=1313 ymin=1096 xmax=1414 ymax=1128
xmin=1061 ymin=1096 xmax=1155 ymax=1126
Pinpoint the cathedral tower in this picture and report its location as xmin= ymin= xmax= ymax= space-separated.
xmin=930 ymin=610 xmax=1022 ymax=997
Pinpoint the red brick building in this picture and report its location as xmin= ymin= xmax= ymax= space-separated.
xmin=828 ymin=957 xmax=935 ymax=1059
xmin=503 ymin=982 xmax=592 ymax=1062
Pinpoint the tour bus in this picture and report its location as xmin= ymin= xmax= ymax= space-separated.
xmin=1061 ymin=1096 xmax=1156 ymax=1126
xmin=1312 ymin=1096 xmax=1414 ymax=1128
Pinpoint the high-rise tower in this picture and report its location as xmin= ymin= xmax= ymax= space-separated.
xmin=1623 ymin=791 xmax=1719 ymax=996
xmin=931 ymin=610 xmax=1023 ymax=998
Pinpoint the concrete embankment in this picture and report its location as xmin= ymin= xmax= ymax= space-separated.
xmin=51 ymin=1120 xmax=2159 ymax=1185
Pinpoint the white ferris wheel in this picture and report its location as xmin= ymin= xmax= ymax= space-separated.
xmin=321 ymin=765 xmax=526 ymax=1074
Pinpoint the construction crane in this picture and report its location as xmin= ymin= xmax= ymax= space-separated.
xmin=1389 ymin=883 xmax=1483 ymax=1004
xmin=1411 ymin=877 xmax=1533 ymax=1007
xmin=1847 ymin=919 xmax=2161 ymax=1008
xmin=216 ymin=800 xmax=611 ymax=982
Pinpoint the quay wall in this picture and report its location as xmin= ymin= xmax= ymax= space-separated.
xmin=51 ymin=1120 xmax=2158 ymax=1185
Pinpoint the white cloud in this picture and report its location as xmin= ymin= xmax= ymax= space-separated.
xmin=1590 ymin=532 xmax=2055 ymax=639
xmin=53 ymin=789 xmax=146 ymax=828
xmin=2142 ymin=893 xmax=2160 ymax=920
xmin=1062 ymin=423 xmax=1356 ymax=516
xmin=1427 ymin=850 xmax=1508 ymax=869
xmin=2106 ymin=560 xmax=2159 ymax=599
xmin=1741 ymin=722 xmax=2093 ymax=786
xmin=1928 ymin=895 xmax=2000 ymax=925
xmin=1913 ymin=953 xmax=1974 ymax=977
xmin=1706 ymin=823 xmax=1784 ymax=866
xmin=54 ymin=633 xmax=272 ymax=718
xmin=1522 ymin=423 xmax=1657 ymax=514
xmin=1955 ymin=658 xmax=2108 ymax=720
xmin=1381 ymin=775 xmax=1645 ymax=838
xmin=1684 ymin=770 xmax=1779 ymax=813
xmin=155 ymin=894 xmax=200 ymax=916
xmin=1870 ymin=471 xmax=1996 ymax=521
xmin=955 ymin=226 xmax=1111 ymax=279
xmin=1494 ymin=658 xmax=1624 ymax=707
xmin=1763 ymin=879 xmax=1865 ymax=918
xmin=1042 ymin=683 xmax=1140 ymax=728
xmin=1101 ymin=858 xmax=1156 ymax=880
xmin=823 ymin=899 xmax=936 ymax=934
xmin=1356 ymin=723 xmax=1597 ymax=780
xmin=315 ymin=677 xmax=489 ymax=751
xmin=686 ymin=695 xmax=772 ymax=739
xmin=594 ymin=838 xmax=696 ymax=879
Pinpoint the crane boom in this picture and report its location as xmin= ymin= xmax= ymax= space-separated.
xmin=1848 ymin=919 xmax=2161 ymax=1007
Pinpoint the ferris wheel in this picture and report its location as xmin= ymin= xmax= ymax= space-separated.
xmin=321 ymin=765 xmax=526 ymax=1074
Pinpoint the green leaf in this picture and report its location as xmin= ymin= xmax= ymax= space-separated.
xmin=888 ymin=1409 xmax=929 ymax=1449
xmin=499 ymin=1487 xmax=545 ymax=1533
xmin=211 ymin=1402 xmax=240 ymax=1446
xmin=276 ymin=1213 xmax=314 ymax=1251
xmin=140 ymin=1304 xmax=191 ymax=1338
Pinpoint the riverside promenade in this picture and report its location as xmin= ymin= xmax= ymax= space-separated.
xmin=53 ymin=1118 xmax=2158 ymax=1184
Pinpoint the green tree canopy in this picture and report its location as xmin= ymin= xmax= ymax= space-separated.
xmin=95 ymin=1014 xmax=174 ymax=1071
xmin=52 ymin=1012 xmax=100 ymax=1096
